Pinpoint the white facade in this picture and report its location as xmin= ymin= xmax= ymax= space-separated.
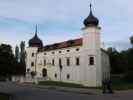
xmin=25 ymin=26 xmax=110 ymax=87
xmin=25 ymin=5 xmax=110 ymax=87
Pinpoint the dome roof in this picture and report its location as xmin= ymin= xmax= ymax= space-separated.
xmin=83 ymin=4 xmax=99 ymax=27
xmin=28 ymin=25 xmax=43 ymax=47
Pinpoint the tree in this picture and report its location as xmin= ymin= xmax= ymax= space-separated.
xmin=19 ymin=41 xmax=26 ymax=75
xmin=130 ymin=36 xmax=133 ymax=48
xmin=20 ymin=41 xmax=25 ymax=63
xmin=0 ymin=44 xmax=16 ymax=77
xmin=15 ymin=45 xmax=19 ymax=62
xmin=107 ymin=47 xmax=126 ymax=74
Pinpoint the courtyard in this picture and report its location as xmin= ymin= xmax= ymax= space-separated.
xmin=0 ymin=82 xmax=133 ymax=100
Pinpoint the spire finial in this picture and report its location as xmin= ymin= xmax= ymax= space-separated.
xmin=90 ymin=3 xmax=92 ymax=14
xmin=35 ymin=24 xmax=37 ymax=36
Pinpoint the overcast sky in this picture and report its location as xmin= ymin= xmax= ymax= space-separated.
xmin=0 ymin=0 xmax=132 ymax=50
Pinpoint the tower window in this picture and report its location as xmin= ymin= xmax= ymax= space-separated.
xmin=66 ymin=58 xmax=70 ymax=66
xmin=52 ymin=59 xmax=55 ymax=66
xmin=76 ymin=57 xmax=80 ymax=66
xmin=31 ymin=62 xmax=34 ymax=67
xmin=32 ymin=53 xmax=34 ymax=57
xmin=89 ymin=56 xmax=94 ymax=65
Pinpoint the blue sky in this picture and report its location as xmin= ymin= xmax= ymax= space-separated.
xmin=0 ymin=0 xmax=132 ymax=50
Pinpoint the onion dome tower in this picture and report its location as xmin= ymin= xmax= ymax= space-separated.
xmin=28 ymin=25 xmax=43 ymax=47
xmin=83 ymin=4 xmax=99 ymax=27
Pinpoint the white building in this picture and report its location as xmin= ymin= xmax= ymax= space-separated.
xmin=26 ymin=4 xmax=110 ymax=87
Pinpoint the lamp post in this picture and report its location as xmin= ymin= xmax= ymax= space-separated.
xmin=34 ymin=52 xmax=37 ymax=77
xmin=59 ymin=64 xmax=62 ymax=81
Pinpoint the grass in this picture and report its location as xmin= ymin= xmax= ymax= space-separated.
xmin=0 ymin=93 xmax=10 ymax=100
xmin=111 ymin=82 xmax=133 ymax=90
xmin=39 ymin=80 xmax=133 ymax=91
xmin=39 ymin=81 xmax=87 ymax=88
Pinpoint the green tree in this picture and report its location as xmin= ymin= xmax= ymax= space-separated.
xmin=19 ymin=41 xmax=26 ymax=75
xmin=15 ymin=45 xmax=19 ymax=62
xmin=130 ymin=36 xmax=133 ymax=48
xmin=20 ymin=41 xmax=25 ymax=63
xmin=107 ymin=47 xmax=126 ymax=74
xmin=0 ymin=44 xmax=16 ymax=77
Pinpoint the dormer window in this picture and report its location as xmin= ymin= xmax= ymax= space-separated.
xmin=67 ymin=50 xmax=70 ymax=52
xmin=52 ymin=52 xmax=55 ymax=54
xmin=76 ymin=48 xmax=79 ymax=51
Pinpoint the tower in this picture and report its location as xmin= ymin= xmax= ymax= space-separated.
xmin=26 ymin=25 xmax=43 ymax=77
xmin=81 ymin=4 xmax=102 ymax=86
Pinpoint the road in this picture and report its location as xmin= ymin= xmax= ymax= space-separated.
xmin=0 ymin=82 xmax=133 ymax=100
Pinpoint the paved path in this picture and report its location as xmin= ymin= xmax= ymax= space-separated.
xmin=0 ymin=82 xmax=133 ymax=100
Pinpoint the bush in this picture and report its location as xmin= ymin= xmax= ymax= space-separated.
xmin=123 ymin=71 xmax=133 ymax=82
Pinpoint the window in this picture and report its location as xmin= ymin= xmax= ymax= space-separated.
xmin=52 ymin=52 xmax=55 ymax=54
xmin=59 ymin=51 xmax=62 ymax=53
xmin=55 ymin=73 xmax=57 ymax=78
xmin=44 ymin=53 xmax=47 ymax=55
xmin=66 ymin=58 xmax=70 ymax=66
xmin=67 ymin=50 xmax=70 ymax=52
xmin=89 ymin=56 xmax=94 ymax=65
xmin=44 ymin=59 xmax=46 ymax=66
xmin=76 ymin=57 xmax=80 ymax=66
xmin=59 ymin=58 xmax=62 ymax=65
xmin=27 ymin=68 xmax=30 ymax=72
xmin=32 ymin=53 xmax=34 ymax=57
xmin=67 ymin=74 xmax=70 ymax=79
xmin=52 ymin=59 xmax=55 ymax=66
xmin=31 ymin=62 xmax=34 ymax=67
xmin=76 ymin=48 xmax=79 ymax=51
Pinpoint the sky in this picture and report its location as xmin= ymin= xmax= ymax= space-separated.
xmin=0 ymin=0 xmax=132 ymax=51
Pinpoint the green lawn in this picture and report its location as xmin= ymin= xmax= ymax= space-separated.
xmin=39 ymin=81 xmax=86 ymax=88
xmin=39 ymin=81 xmax=133 ymax=91
xmin=0 ymin=93 xmax=10 ymax=100
xmin=111 ymin=82 xmax=133 ymax=90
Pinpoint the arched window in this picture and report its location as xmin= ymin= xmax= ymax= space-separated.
xmin=66 ymin=58 xmax=70 ymax=66
xmin=76 ymin=57 xmax=80 ymax=66
xmin=55 ymin=73 xmax=57 ymax=78
xmin=31 ymin=62 xmax=34 ymax=67
xmin=59 ymin=58 xmax=62 ymax=65
xmin=67 ymin=74 xmax=70 ymax=79
xmin=44 ymin=59 xmax=46 ymax=66
xmin=32 ymin=53 xmax=34 ymax=57
xmin=52 ymin=59 xmax=55 ymax=66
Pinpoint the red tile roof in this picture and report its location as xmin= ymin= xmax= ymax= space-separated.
xmin=38 ymin=38 xmax=82 ymax=52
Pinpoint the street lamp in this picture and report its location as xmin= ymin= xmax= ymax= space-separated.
xmin=59 ymin=64 xmax=62 ymax=81
xmin=34 ymin=52 xmax=38 ymax=77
